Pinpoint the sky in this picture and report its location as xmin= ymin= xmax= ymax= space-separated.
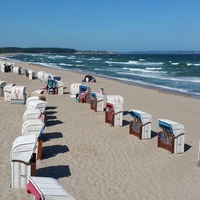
xmin=0 ymin=0 xmax=200 ymax=52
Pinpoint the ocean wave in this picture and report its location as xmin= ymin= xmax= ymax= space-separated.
xmin=59 ymin=63 xmax=73 ymax=66
xmin=112 ymin=77 xmax=189 ymax=94
xmin=89 ymin=58 xmax=101 ymax=61
xmin=171 ymin=62 xmax=179 ymax=65
xmin=125 ymin=68 xmax=165 ymax=73
xmin=117 ymin=71 xmax=200 ymax=83
xmin=145 ymin=67 xmax=162 ymax=70
xmin=105 ymin=60 xmax=164 ymax=66
xmin=67 ymin=56 xmax=76 ymax=59
xmin=187 ymin=63 xmax=200 ymax=66
xmin=75 ymin=64 xmax=85 ymax=67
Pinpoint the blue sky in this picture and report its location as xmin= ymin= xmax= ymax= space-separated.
xmin=0 ymin=0 xmax=200 ymax=52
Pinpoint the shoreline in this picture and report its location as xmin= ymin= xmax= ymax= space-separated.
xmin=2 ymin=54 xmax=200 ymax=100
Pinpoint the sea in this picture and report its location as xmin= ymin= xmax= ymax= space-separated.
xmin=4 ymin=53 xmax=200 ymax=98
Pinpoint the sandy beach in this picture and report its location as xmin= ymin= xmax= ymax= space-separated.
xmin=0 ymin=58 xmax=200 ymax=200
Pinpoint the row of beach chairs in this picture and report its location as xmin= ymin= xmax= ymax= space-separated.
xmin=70 ymin=83 xmax=185 ymax=154
xmin=10 ymin=93 xmax=74 ymax=199
xmin=0 ymin=66 xmax=75 ymax=199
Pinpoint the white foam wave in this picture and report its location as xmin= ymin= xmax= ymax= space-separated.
xmin=94 ymin=68 xmax=101 ymax=71
xmin=117 ymin=71 xmax=200 ymax=83
xmin=129 ymin=68 xmax=161 ymax=73
xmin=113 ymin=77 xmax=189 ymax=93
xmin=105 ymin=60 xmax=164 ymax=66
xmin=59 ymin=63 xmax=73 ymax=66
xmin=75 ymin=64 xmax=85 ymax=67
xmin=187 ymin=63 xmax=200 ymax=66
xmin=171 ymin=62 xmax=179 ymax=65
xmin=145 ymin=67 xmax=162 ymax=70
xmin=67 ymin=56 xmax=76 ymax=59
xmin=89 ymin=58 xmax=101 ymax=61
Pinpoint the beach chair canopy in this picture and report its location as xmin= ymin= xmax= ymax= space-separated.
xmin=10 ymin=134 xmax=37 ymax=163
xmin=82 ymin=75 xmax=96 ymax=83
xmin=11 ymin=86 xmax=26 ymax=99
xmin=106 ymin=102 xmax=123 ymax=113
xmin=0 ymin=81 xmax=6 ymax=87
xmin=23 ymin=109 xmax=42 ymax=122
xmin=129 ymin=109 xmax=152 ymax=124
xmin=26 ymin=96 xmax=40 ymax=108
xmin=21 ymin=119 xmax=45 ymax=138
xmin=158 ymin=119 xmax=185 ymax=137
xmin=106 ymin=95 xmax=124 ymax=106
xmin=91 ymin=92 xmax=104 ymax=101
xmin=27 ymin=99 xmax=47 ymax=113
xmin=3 ymin=83 xmax=15 ymax=92
xmin=79 ymin=85 xmax=91 ymax=94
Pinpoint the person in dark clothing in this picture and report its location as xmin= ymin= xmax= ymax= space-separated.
xmin=82 ymin=75 xmax=96 ymax=83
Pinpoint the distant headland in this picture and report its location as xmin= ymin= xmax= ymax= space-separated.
xmin=0 ymin=47 xmax=116 ymax=54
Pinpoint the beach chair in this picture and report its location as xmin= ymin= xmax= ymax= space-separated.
xmin=11 ymin=86 xmax=26 ymax=104
xmin=47 ymin=79 xmax=57 ymax=95
xmin=10 ymin=134 xmax=37 ymax=188
xmin=37 ymin=71 xmax=46 ymax=82
xmin=23 ymin=109 xmax=42 ymax=122
xmin=1 ymin=62 xmax=14 ymax=72
xmin=70 ymin=83 xmax=82 ymax=98
xmin=25 ymin=68 xmax=35 ymax=79
xmin=21 ymin=119 xmax=45 ymax=160
xmin=27 ymin=176 xmax=75 ymax=200
xmin=129 ymin=109 xmax=152 ymax=139
xmin=0 ymin=81 xmax=6 ymax=97
xmin=3 ymin=83 xmax=15 ymax=101
xmin=13 ymin=66 xmax=21 ymax=74
xmin=78 ymin=85 xmax=91 ymax=103
xmin=90 ymin=92 xmax=105 ymax=112
xmin=105 ymin=95 xmax=124 ymax=106
xmin=157 ymin=119 xmax=185 ymax=154
xmin=105 ymin=102 xmax=123 ymax=126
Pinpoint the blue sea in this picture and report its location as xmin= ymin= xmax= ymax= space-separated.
xmin=4 ymin=53 xmax=200 ymax=98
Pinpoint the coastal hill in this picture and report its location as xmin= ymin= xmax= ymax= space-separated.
xmin=0 ymin=47 xmax=115 ymax=54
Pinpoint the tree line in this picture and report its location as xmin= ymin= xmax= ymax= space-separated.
xmin=0 ymin=47 xmax=77 ymax=54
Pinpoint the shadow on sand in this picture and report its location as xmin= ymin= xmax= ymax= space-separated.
xmin=46 ymin=119 xmax=64 ymax=127
xmin=36 ymin=165 xmax=71 ymax=179
xmin=41 ymin=132 xmax=63 ymax=142
xmin=42 ymin=145 xmax=69 ymax=159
